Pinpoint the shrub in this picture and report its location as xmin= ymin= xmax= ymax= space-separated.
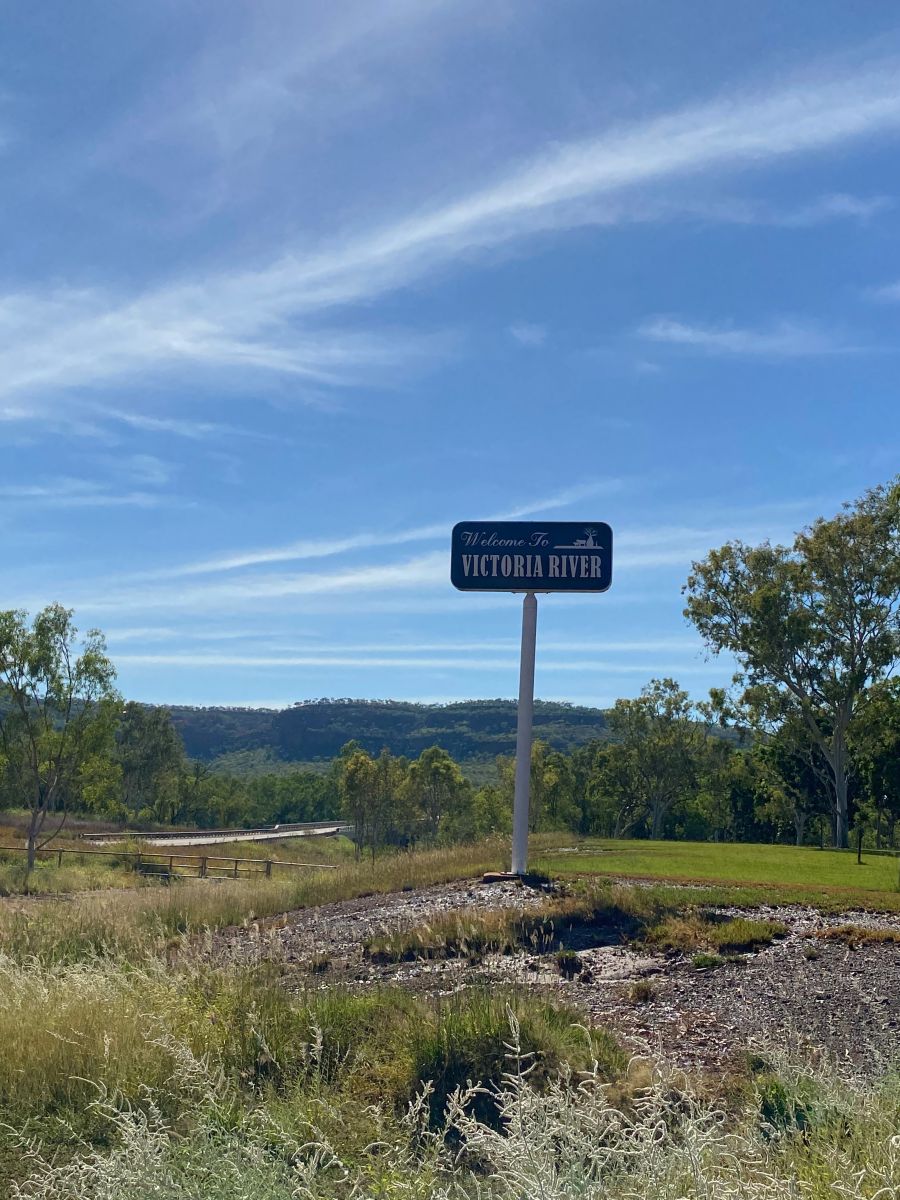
xmin=691 ymin=953 xmax=725 ymax=969
xmin=11 ymin=1049 xmax=900 ymax=1200
xmin=554 ymin=949 xmax=583 ymax=979
xmin=625 ymin=978 xmax=656 ymax=1004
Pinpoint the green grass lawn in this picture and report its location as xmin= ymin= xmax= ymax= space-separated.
xmin=535 ymin=838 xmax=900 ymax=902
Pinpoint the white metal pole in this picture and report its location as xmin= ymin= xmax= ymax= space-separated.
xmin=511 ymin=592 xmax=538 ymax=875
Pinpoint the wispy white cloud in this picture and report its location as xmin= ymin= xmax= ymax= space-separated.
xmin=106 ymin=632 xmax=699 ymax=655
xmin=4 ymin=55 xmax=900 ymax=411
xmin=29 ymin=497 xmax=823 ymax=623
xmin=656 ymin=190 xmax=893 ymax=228
xmin=100 ymin=408 xmax=267 ymax=442
xmin=137 ymin=479 xmax=624 ymax=581
xmin=637 ymin=316 xmax=864 ymax=358
xmin=778 ymin=192 xmax=892 ymax=226
xmin=0 ymin=477 xmax=173 ymax=509
xmin=103 ymin=1 xmax=492 ymax=197
xmin=113 ymin=649 xmax=710 ymax=675
xmin=509 ymin=322 xmax=547 ymax=347
xmin=867 ymin=279 xmax=900 ymax=302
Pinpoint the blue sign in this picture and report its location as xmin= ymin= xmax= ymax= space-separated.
xmin=451 ymin=521 xmax=613 ymax=592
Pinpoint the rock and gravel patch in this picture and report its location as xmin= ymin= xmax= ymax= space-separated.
xmin=211 ymin=879 xmax=900 ymax=1077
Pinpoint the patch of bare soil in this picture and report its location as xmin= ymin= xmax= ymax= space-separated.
xmin=212 ymin=881 xmax=900 ymax=1077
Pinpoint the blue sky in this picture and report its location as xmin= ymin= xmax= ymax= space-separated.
xmin=3 ymin=1 xmax=900 ymax=709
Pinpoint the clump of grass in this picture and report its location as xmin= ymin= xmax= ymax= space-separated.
xmin=364 ymin=884 xmax=660 ymax=964
xmin=815 ymin=924 xmax=900 ymax=948
xmin=407 ymin=990 xmax=622 ymax=1130
xmin=625 ymin=977 xmax=656 ymax=1004
xmin=691 ymin=952 xmax=726 ymax=969
xmin=802 ymin=943 xmax=821 ymax=960
xmin=648 ymin=914 xmax=787 ymax=955
xmin=554 ymin=948 xmax=582 ymax=979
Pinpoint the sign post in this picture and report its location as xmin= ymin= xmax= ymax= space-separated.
xmin=451 ymin=521 xmax=612 ymax=876
xmin=511 ymin=592 xmax=538 ymax=875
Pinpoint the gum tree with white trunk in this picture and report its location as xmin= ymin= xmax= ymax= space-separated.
xmin=684 ymin=479 xmax=900 ymax=848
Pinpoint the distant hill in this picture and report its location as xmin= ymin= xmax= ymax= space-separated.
xmin=166 ymin=698 xmax=610 ymax=771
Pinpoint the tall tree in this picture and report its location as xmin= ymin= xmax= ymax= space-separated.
xmin=405 ymin=745 xmax=468 ymax=840
xmin=598 ymin=679 xmax=705 ymax=839
xmin=685 ymin=479 xmax=900 ymax=847
xmin=0 ymin=605 xmax=118 ymax=872
xmin=754 ymin=716 xmax=831 ymax=846
xmin=851 ymin=680 xmax=900 ymax=849
xmin=117 ymin=702 xmax=184 ymax=819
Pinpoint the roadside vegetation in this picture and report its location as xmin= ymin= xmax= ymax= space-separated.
xmin=0 ymin=958 xmax=622 ymax=1195
xmin=5 ymin=1006 xmax=899 ymax=1199
xmin=364 ymin=883 xmax=790 ymax=965
xmin=0 ymin=840 xmax=515 ymax=963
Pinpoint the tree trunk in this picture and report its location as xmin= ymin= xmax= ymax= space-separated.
xmin=793 ymin=809 xmax=807 ymax=847
xmin=833 ymin=771 xmax=849 ymax=849
xmin=650 ymin=801 xmax=665 ymax=840
xmin=26 ymin=799 xmax=43 ymax=876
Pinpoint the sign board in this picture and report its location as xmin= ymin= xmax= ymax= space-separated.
xmin=451 ymin=521 xmax=613 ymax=593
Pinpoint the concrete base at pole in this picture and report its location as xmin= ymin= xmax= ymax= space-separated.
xmin=482 ymin=870 xmax=550 ymax=889
xmin=510 ymin=592 xmax=538 ymax=876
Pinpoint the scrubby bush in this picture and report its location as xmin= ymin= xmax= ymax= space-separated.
xmin=10 ymin=1034 xmax=900 ymax=1200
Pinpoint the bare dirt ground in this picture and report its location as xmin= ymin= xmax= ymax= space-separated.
xmin=213 ymin=879 xmax=900 ymax=1077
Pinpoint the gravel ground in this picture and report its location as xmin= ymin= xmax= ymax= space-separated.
xmin=212 ymin=879 xmax=900 ymax=1077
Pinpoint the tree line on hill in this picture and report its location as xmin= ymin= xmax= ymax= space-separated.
xmin=164 ymin=697 xmax=610 ymax=765
xmin=0 ymin=477 xmax=897 ymax=869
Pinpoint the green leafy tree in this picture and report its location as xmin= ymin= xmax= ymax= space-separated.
xmin=851 ymin=680 xmax=900 ymax=849
xmin=685 ymin=478 xmax=900 ymax=847
xmin=0 ymin=605 xmax=118 ymax=872
xmin=369 ymin=749 xmax=409 ymax=861
xmin=405 ymin=745 xmax=468 ymax=840
xmin=117 ymin=702 xmax=185 ymax=818
xmin=753 ymin=716 xmax=831 ymax=846
xmin=472 ymin=783 xmax=511 ymax=837
xmin=339 ymin=747 xmax=377 ymax=859
xmin=597 ymin=679 xmax=706 ymax=839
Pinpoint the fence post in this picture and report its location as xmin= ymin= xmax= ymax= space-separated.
xmin=265 ymin=859 xmax=272 ymax=878
xmin=233 ymin=858 xmax=239 ymax=879
xmin=200 ymin=856 xmax=208 ymax=879
xmin=57 ymin=848 xmax=63 ymax=867
xmin=169 ymin=855 xmax=174 ymax=877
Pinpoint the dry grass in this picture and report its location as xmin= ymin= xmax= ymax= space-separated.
xmin=9 ymin=1028 xmax=900 ymax=1199
xmin=0 ymin=839 xmax=512 ymax=962
xmin=364 ymin=882 xmax=791 ymax=965
xmin=646 ymin=914 xmax=787 ymax=955
xmin=363 ymin=886 xmax=644 ymax=963
xmin=0 ymin=954 xmax=623 ymax=1192
xmin=815 ymin=924 xmax=900 ymax=947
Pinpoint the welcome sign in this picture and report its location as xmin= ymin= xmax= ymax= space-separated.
xmin=451 ymin=521 xmax=613 ymax=592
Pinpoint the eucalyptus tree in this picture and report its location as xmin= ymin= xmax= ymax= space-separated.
xmin=405 ymin=745 xmax=468 ymax=840
xmin=117 ymin=701 xmax=184 ymax=819
xmin=0 ymin=605 xmax=118 ymax=872
xmin=851 ymin=679 xmax=900 ymax=849
xmin=754 ymin=715 xmax=831 ymax=846
xmin=599 ymin=678 xmax=706 ymax=839
xmin=338 ymin=747 xmax=377 ymax=860
xmin=685 ymin=479 xmax=900 ymax=847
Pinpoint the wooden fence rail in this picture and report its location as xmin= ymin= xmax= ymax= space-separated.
xmin=0 ymin=844 xmax=338 ymax=879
